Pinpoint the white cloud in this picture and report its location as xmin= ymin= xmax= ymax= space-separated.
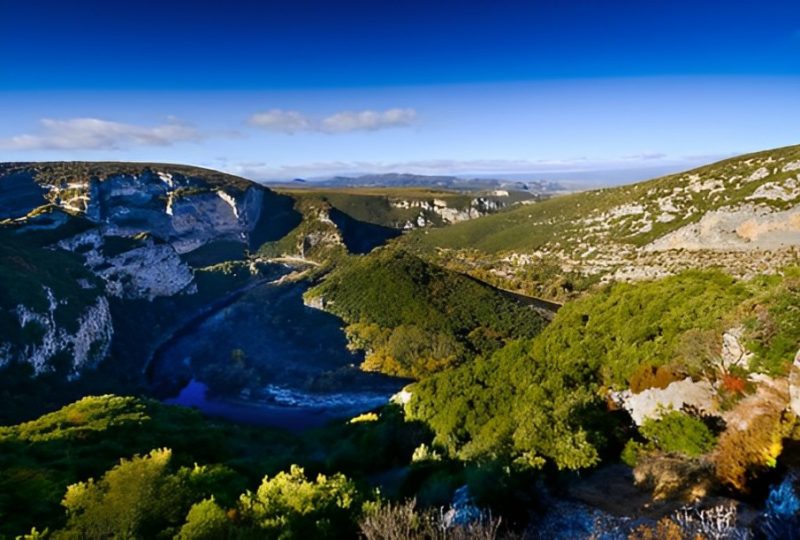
xmin=247 ymin=109 xmax=312 ymax=134
xmin=247 ymin=108 xmax=417 ymax=134
xmin=320 ymin=108 xmax=417 ymax=133
xmin=0 ymin=117 xmax=203 ymax=151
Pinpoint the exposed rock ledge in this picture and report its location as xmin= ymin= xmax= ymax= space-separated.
xmin=612 ymin=377 xmax=718 ymax=426
xmin=4 ymin=286 xmax=113 ymax=378
xmin=58 ymin=230 xmax=195 ymax=300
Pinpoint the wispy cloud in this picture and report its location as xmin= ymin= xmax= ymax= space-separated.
xmin=0 ymin=117 xmax=204 ymax=151
xmin=320 ymin=108 xmax=417 ymax=133
xmin=247 ymin=110 xmax=312 ymax=134
xmin=248 ymin=108 xmax=417 ymax=134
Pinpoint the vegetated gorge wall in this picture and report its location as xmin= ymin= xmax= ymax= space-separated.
xmin=0 ymin=168 xmax=270 ymax=378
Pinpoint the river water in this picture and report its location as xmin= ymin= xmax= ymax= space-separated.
xmin=154 ymin=280 xmax=405 ymax=430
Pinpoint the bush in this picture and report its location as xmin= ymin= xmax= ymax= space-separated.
xmin=177 ymin=498 xmax=231 ymax=539
xmin=639 ymin=412 xmax=717 ymax=457
xmin=59 ymin=448 xmax=234 ymax=539
xmin=359 ymin=498 xmax=503 ymax=540
xmin=408 ymin=341 xmax=605 ymax=470
xmin=238 ymin=465 xmax=363 ymax=539
xmin=714 ymin=410 xmax=786 ymax=491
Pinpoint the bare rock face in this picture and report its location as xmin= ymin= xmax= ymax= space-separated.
xmin=644 ymin=203 xmax=800 ymax=252
xmin=45 ymin=169 xmax=269 ymax=300
xmin=5 ymin=286 xmax=113 ymax=378
xmin=58 ymin=230 xmax=195 ymax=300
xmin=614 ymin=377 xmax=718 ymax=426
xmin=57 ymin=170 xmax=266 ymax=253
xmin=392 ymin=196 xmax=506 ymax=229
xmin=166 ymin=187 xmax=263 ymax=253
xmin=721 ymin=326 xmax=753 ymax=371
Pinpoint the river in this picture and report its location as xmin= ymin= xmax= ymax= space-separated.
xmin=152 ymin=280 xmax=405 ymax=430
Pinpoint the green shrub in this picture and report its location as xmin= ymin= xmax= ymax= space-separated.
xmin=238 ymin=465 xmax=363 ymax=539
xmin=639 ymin=412 xmax=717 ymax=457
xmin=177 ymin=498 xmax=231 ymax=540
xmin=59 ymin=449 xmax=235 ymax=539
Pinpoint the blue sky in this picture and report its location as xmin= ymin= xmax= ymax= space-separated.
xmin=1 ymin=0 xmax=799 ymax=182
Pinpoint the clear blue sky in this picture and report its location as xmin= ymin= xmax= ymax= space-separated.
xmin=1 ymin=0 xmax=799 ymax=182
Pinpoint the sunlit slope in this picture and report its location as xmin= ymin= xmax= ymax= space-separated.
xmin=409 ymin=144 xmax=800 ymax=255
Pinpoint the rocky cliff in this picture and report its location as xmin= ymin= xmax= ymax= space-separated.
xmin=0 ymin=162 xmax=293 ymax=380
xmin=390 ymin=195 xmax=506 ymax=228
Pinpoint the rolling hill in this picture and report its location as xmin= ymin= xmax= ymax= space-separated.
xmin=404 ymin=144 xmax=800 ymax=297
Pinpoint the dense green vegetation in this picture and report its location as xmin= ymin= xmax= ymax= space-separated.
xmin=638 ymin=411 xmax=718 ymax=457
xmin=529 ymin=270 xmax=752 ymax=389
xmin=407 ymin=340 xmax=608 ymax=469
xmin=306 ymin=249 xmax=547 ymax=378
xmin=746 ymin=270 xmax=800 ymax=375
xmin=407 ymin=270 xmax=798 ymax=476
xmin=0 ymin=395 xmax=435 ymax=538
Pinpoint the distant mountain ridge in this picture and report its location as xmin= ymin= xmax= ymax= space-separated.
xmin=269 ymin=172 xmax=564 ymax=192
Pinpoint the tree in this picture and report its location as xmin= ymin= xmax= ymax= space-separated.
xmin=177 ymin=497 xmax=230 ymax=540
xmin=58 ymin=448 xmax=233 ymax=539
xmin=238 ymin=465 xmax=362 ymax=539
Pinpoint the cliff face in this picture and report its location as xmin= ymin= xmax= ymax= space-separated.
xmin=390 ymin=195 xmax=506 ymax=229
xmin=41 ymin=168 xmax=265 ymax=252
xmin=7 ymin=287 xmax=113 ymax=378
xmin=0 ymin=163 xmax=281 ymax=380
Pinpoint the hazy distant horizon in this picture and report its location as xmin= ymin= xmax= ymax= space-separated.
xmin=255 ymin=158 xmax=730 ymax=189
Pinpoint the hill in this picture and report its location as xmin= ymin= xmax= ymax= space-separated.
xmin=304 ymin=249 xmax=548 ymax=378
xmin=405 ymin=144 xmax=800 ymax=297
xmin=408 ymin=268 xmax=800 ymax=481
xmin=275 ymin=186 xmax=534 ymax=229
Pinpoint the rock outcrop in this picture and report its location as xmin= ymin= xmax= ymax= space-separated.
xmin=613 ymin=377 xmax=718 ymax=426
xmin=48 ymin=169 xmax=265 ymax=253
xmin=791 ymin=350 xmax=800 ymax=417
xmin=7 ymin=286 xmax=113 ymax=378
xmin=391 ymin=196 xmax=505 ymax=229
xmin=58 ymin=230 xmax=195 ymax=300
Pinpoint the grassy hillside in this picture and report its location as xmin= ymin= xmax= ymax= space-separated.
xmin=305 ymin=249 xmax=548 ymax=378
xmin=407 ymin=144 xmax=800 ymax=254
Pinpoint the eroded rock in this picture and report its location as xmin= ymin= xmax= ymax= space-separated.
xmin=10 ymin=286 xmax=113 ymax=377
xmin=614 ymin=377 xmax=718 ymax=426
